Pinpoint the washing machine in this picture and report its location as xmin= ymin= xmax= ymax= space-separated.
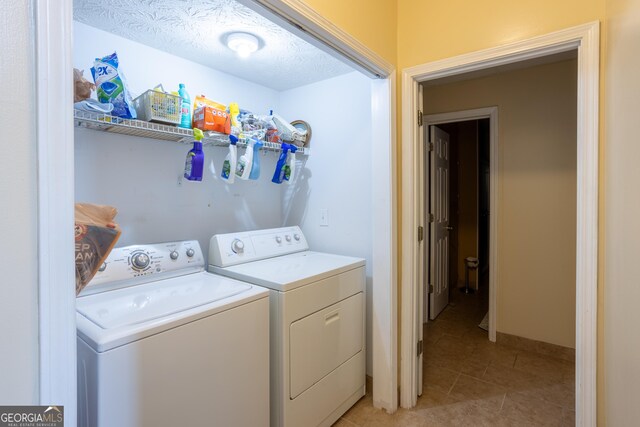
xmin=76 ymin=240 xmax=270 ymax=427
xmin=208 ymin=226 xmax=366 ymax=427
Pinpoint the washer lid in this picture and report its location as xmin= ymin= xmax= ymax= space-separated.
xmin=77 ymin=272 xmax=269 ymax=353
xmin=77 ymin=272 xmax=251 ymax=329
xmin=209 ymin=251 xmax=365 ymax=292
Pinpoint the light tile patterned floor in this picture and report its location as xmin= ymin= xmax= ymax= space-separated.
xmin=333 ymin=287 xmax=575 ymax=426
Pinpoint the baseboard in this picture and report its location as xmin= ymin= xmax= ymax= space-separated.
xmin=496 ymin=332 xmax=575 ymax=363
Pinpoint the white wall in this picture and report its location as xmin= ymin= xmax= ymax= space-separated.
xmin=74 ymin=22 xmax=284 ymax=257
xmin=0 ymin=2 xmax=39 ymax=403
xmin=74 ymin=23 xmax=375 ymax=376
xmin=605 ymin=0 xmax=640 ymax=423
xmin=278 ymin=72 xmax=374 ymax=375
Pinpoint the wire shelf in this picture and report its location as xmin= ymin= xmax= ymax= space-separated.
xmin=73 ymin=109 xmax=308 ymax=155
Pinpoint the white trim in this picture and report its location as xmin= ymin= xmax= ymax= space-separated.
xmin=239 ymin=0 xmax=394 ymax=78
xmin=404 ymin=33 xmax=581 ymax=82
xmin=35 ymin=0 xmax=76 ymax=415
xmin=423 ymin=107 xmax=498 ymax=343
xmin=574 ymin=21 xmax=600 ymax=427
xmin=488 ymin=113 xmax=498 ymax=343
xmin=400 ymin=22 xmax=599 ymax=427
xmin=416 ymin=84 xmax=424 ymax=396
xmin=371 ymin=73 xmax=398 ymax=413
xmin=400 ymin=71 xmax=419 ymax=408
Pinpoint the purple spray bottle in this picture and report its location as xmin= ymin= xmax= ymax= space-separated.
xmin=184 ymin=128 xmax=205 ymax=181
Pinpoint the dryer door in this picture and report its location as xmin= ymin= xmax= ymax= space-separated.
xmin=289 ymin=292 xmax=363 ymax=399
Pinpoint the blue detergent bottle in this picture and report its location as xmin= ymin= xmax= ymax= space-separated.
xmin=272 ymin=143 xmax=292 ymax=184
xmin=249 ymin=138 xmax=264 ymax=180
xmin=184 ymin=129 xmax=204 ymax=181
xmin=178 ymin=83 xmax=191 ymax=128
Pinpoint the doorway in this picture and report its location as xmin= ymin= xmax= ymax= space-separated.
xmin=400 ymin=23 xmax=599 ymax=426
xmin=415 ymin=55 xmax=579 ymax=424
xmin=425 ymin=118 xmax=491 ymax=327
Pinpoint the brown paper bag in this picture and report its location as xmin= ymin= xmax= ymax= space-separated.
xmin=75 ymin=203 xmax=121 ymax=295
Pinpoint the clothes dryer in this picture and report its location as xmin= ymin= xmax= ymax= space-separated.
xmin=209 ymin=227 xmax=366 ymax=427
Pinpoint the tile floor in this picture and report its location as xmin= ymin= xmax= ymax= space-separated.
xmin=334 ymin=282 xmax=575 ymax=426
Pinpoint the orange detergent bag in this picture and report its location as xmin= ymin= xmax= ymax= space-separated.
xmin=192 ymin=95 xmax=231 ymax=134
xmin=75 ymin=203 xmax=121 ymax=295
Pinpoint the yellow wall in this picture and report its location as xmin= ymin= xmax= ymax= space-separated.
xmin=397 ymin=0 xmax=605 ymax=68
xmin=424 ymin=60 xmax=578 ymax=348
xmin=604 ymin=0 xmax=640 ymax=424
xmin=300 ymin=0 xmax=397 ymax=66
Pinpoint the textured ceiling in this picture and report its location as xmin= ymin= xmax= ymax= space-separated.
xmin=73 ymin=0 xmax=354 ymax=91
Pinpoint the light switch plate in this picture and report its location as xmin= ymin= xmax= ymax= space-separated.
xmin=320 ymin=208 xmax=329 ymax=226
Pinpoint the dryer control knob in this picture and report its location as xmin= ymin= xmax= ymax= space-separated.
xmin=285 ymin=235 xmax=292 ymax=242
xmin=170 ymin=251 xmax=179 ymax=260
xmin=275 ymin=236 xmax=282 ymax=244
xmin=294 ymin=233 xmax=301 ymax=241
xmin=98 ymin=262 xmax=107 ymax=272
xmin=186 ymin=248 xmax=195 ymax=258
xmin=231 ymin=239 xmax=245 ymax=254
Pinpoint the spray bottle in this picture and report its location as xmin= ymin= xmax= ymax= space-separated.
xmin=249 ymin=138 xmax=264 ymax=180
xmin=221 ymin=135 xmax=238 ymax=183
xmin=272 ymin=143 xmax=292 ymax=184
xmin=283 ymin=145 xmax=298 ymax=184
xmin=183 ymin=129 xmax=204 ymax=181
xmin=235 ymin=137 xmax=256 ymax=180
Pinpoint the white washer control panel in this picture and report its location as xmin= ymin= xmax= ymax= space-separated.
xmin=209 ymin=226 xmax=309 ymax=268
xmin=79 ymin=240 xmax=204 ymax=296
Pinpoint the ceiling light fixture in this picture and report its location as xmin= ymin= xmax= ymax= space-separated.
xmin=226 ymin=32 xmax=260 ymax=58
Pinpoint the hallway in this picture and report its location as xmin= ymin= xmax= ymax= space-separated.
xmin=334 ymin=289 xmax=575 ymax=426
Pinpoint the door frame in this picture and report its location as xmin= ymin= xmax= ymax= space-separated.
xmin=34 ymin=0 xmax=77 ymax=414
xmin=36 ymin=0 xmax=398 ymax=419
xmin=424 ymin=107 xmax=498 ymax=342
xmin=400 ymin=21 xmax=599 ymax=426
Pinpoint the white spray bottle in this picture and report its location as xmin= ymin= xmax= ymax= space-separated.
xmin=221 ymin=135 xmax=238 ymax=183
xmin=235 ymin=138 xmax=255 ymax=180
xmin=284 ymin=145 xmax=298 ymax=184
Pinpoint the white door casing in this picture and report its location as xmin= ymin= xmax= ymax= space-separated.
xmin=416 ymin=85 xmax=424 ymax=396
xmin=429 ymin=126 xmax=451 ymax=320
xmin=35 ymin=0 xmax=77 ymax=414
xmin=371 ymin=73 xmax=399 ymax=412
xmin=400 ymin=22 xmax=599 ymax=427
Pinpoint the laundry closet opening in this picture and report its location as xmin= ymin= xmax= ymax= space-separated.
xmin=70 ymin=0 xmax=391 ymax=416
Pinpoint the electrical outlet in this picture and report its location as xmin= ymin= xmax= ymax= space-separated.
xmin=320 ymin=209 xmax=329 ymax=227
